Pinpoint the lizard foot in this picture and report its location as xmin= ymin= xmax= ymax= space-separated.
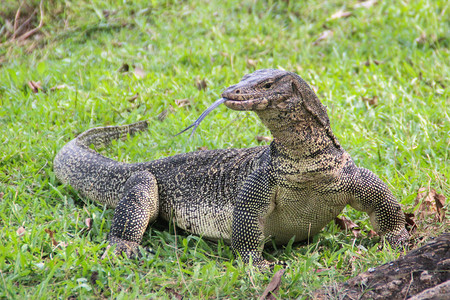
xmin=384 ymin=227 xmax=410 ymax=249
xmin=102 ymin=235 xmax=141 ymax=259
xmin=255 ymin=260 xmax=287 ymax=272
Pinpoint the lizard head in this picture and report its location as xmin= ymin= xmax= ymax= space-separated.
xmin=176 ymin=69 xmax=331 ymax=138
xmin=222 ymin=69 xmax=295 ymax=111
xmin=222 ymin=69 xmax=330 ymax=127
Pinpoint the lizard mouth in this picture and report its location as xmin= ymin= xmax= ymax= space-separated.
xmin=223 ymin=96 xmax=269 ymax=111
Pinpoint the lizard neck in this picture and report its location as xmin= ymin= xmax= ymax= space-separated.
xmin=257 ymin=109 xmax=342 ymax=159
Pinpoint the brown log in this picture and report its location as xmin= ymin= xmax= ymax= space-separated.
xmin=313 ymin=233 xmax=450 ymax=299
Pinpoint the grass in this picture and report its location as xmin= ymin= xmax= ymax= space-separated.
xmin=0 ymin=0 xmax=449 ymax=298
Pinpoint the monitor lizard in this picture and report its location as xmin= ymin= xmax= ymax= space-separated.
xmin=54 ymin=69 xmax=409 ymax=268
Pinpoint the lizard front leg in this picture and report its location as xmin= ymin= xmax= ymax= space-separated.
xmin=347 ymin=167 xmax=409 ymax=247
xmin=108 ymin=170 xmax=159 ymax=257
xmin=232 ymin=168 xmax=277 ymax=268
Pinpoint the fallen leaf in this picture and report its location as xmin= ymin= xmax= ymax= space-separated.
xmin=197 ymin=146 xmax=208 ymax=151
xmin=175 ymin=98 xmax=191 ymax=107
xmin=259 ymin=269 xmax=285 ymax=300
xmin=362 ymin=96 xmax=378 ymax=107
xmin=415 ymin=187 xmax=446 ymax=223
xmin=354 ymin=0 xmax=378 ymax=9
xmin=335 ymin=217 xmax=361 ymax=237
xmin=256 ymin=136 xmax=272 ymax=142
xmin=195 ymin=77 xmax=207 ymax=90
xmin=27 ymin=80 xmax=42 ymax=93
xmin=247 ymin=58 xmax=258 ymax=68
xmin=17 ymin=226 xmax=25 ymax=236
xmin=118 ymin=63 xmax=129 ymax=72
xmin=315 ymin=268 xmax=330 ymax=273
xmin=435 ymin=193 xmax=446 ymax=222
xmin=415 ymin=33 xmax=427 ymax=44
xmin=364 ymin=59 xmax=383 ymax=66
xmin=85 ymin=218 xmax=93 ymax=231
xmin=0 ymin=192 xmax=4 ymax=200
xmin=313 ymin=30 xmax=333 ymax=45
xmin=157 ymin=109 xmax=169 ymax=121
xmin=328 ymin=10 xmax=352 ymax=21
xmin=127 ymin=93 xmax=139 ymax=102
xmin=90 ymin=271 xmax=99 ymax=285
xmin=368 ymin=229 xmax=378 ymax=238
xmin=44 ymin=228 xmax=58 ymax=246
xmin=133 ymin=66 xmax=146 ymax=79
xmin=165 ymin=287 xmax=183 ymax=300
xmin=49 ymin=84 xmax=68 ymax=91
xmin=404 ymin=212 xmax=417 ymax=233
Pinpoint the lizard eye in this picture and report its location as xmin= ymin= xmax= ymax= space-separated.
xmin=263 ymin=82 xmax=273 ymax=89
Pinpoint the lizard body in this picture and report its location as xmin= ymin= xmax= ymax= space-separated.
xmin=54 ymin=69 xmax=409 ymax=267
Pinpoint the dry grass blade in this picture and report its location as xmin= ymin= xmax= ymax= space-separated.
xmin=16 ymin=0 xmax=44 ymax=42
xmin=328 ymin=10 xmax=352 ymax=21
xmin=354 ymin=0 xmax=378 ymax=9
xmin=27 ymin=80 xmax=42 ymax=93
xmin=313 ymin=30 xmax=333 ymax=45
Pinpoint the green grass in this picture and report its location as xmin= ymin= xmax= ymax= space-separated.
xmin=0 ymin=0 xmax=449 ymax=298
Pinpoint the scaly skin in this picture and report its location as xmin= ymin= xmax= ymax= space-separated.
xmin=54 ymin=69 xmax=409 ymax=268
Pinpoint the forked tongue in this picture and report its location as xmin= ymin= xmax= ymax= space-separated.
xmin=175 ymin=98 xmax=227 ymax=138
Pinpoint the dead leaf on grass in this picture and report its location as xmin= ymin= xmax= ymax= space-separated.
xmin=85 ymin=218 xmax=93 ymax=231
xmin=415 ymin=33 xmax=427 ymax=44
xmin=328 ymin=10 xmax=352 ymax=21
xmin=127 ymin=93 xmax=139 ymax=102
xmin=195 ymin=77 xmax=208 ymax=90
xmin=354 ymin=0 xmax=378 ymax=9
xmin=50 ymin=84 xmax=68 ymax=91
xmin=197 ymin=146 xmax=208 ymax=151
xmin=313 ymin=30 xmax=333 ymax=45
xmin=335 ymin=216 xmax=361 ymax=237
xmin=0 ymin=192 xmax=4 ymax=200
xmin=133 ymin=66 xmax=146 ymax=79
xmin=368 ymin=229 xmax=378 ymax=238
xmin=364 ymin=59 xmax=383 ymax=66
xmin=259 ymin=269 xmax=285 ymax=300
xmin=17 ymin=226 xmax=26 ymax=236
xmin=157 ymin=105 xmax=174 ymax=122
xmin=90 ymin=271 xmax=99 ymax=285
xmin=27 ymin=80 xmax=42 ymax=93
xmin=362 ymin=96 xmax=378 ymax=107
xmin=165 ymin=287 xmax=183 ymax=300
xmin=247 ymin=58 xmax=258 ymax=68
xmin=415 ymin=187 xmax=446 ymax=223
xmin=44 ymin=228 xmax=58 ymax=246
xmin=157 ymin=109 xmax=169 ymax=121
xmin=404 ymin=212 xmax=417 ymax=233
xmin=175 ymin=98 xmax=191 ymax=107
xmin=118 ymin=63 xmax=129 ymax=72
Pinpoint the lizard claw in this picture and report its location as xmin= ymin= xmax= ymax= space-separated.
xmin=384 ymin=227 xmax=410 ymax=249
xmin=102 ymin=235 xmax=141 ymax=259
xmin=255 ymin=260 xmax=288 ymax=272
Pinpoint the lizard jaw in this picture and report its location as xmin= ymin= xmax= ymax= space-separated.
xmin=223 ymin=96 xmax=270 ymax=111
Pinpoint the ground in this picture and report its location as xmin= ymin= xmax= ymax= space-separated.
xmin=0 ymin=0 xmax=448 ymax=298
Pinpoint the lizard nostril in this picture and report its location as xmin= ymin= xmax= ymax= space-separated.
xmin=235 ymin=89 xmax=241 ymax=94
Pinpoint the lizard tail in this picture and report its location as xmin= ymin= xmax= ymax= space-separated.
xmin=76 ymin=121 xmax=149 ymax=148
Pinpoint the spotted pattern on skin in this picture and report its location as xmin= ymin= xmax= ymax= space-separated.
xmin=54 ymin=69 xmax=408 ymax=267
